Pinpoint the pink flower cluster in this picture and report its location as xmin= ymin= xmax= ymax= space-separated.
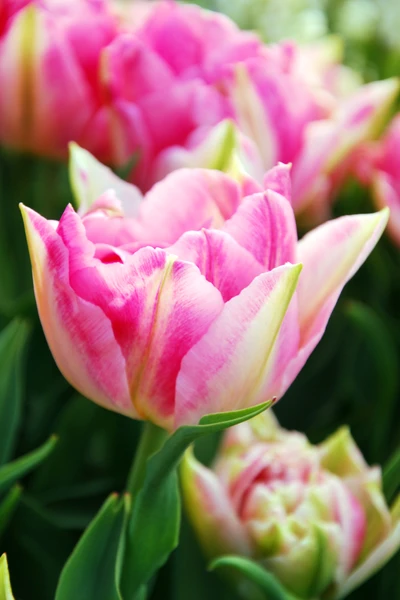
xmin=1 ymin=0 xmax=397 ymax=215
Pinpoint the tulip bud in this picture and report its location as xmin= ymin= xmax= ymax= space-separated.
xmin=182 ymin=412 xmax=400 ymax=599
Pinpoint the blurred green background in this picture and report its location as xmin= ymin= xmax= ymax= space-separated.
xmin=0 ymin=1 xmax=400 ymax=599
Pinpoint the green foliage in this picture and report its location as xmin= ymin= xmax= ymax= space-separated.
xmin=121 ymin=402 xmax=271 ymax=598
xmin=0 ymin=436 xmax=57 ymax=496
xmin=0 ymin=320 xmax=30 ymax=464
xmin=210 ymin=556 xmax=298 ymax=600
xmin=55 ymin=494 xmax=130 ymax=600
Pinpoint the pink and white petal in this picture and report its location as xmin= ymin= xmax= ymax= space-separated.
xmin=69 ymin=143 xmax=143 ymax=217
xmin=291 ymin=119 xmax=339 ymax=214
xmin=131 ymin=168 xmax=243 ymax=245
xmin=258 ymin=295 xmax=301 ymax=399
xmin=296 ymin=210 xmax=389 ymax=346
xmin=181 ymin=448 xmax=253 ymax=559
xmin=263 ymin=163 xmax=292 ymax=202
xmin=50 ymin=206 xmax=224 ymax=430
xmin=292 ymin=78 xmax=399 ymax=213
xmin=0 ymin=5 xmax=93 ymax=157
xmin=230 ymin=64 xmax=279 ymax=171
xmin=175 ymin=263 xmax=302 ymax=428
xmin=20 ymin=205 xmax=135 ymax=417
xmin=126 ymin=254 xmax=224 ymax=429
xmin=81 ymin=208 xmax=138 ymax=247
xmin=337 ymin=496 xmax=400 ymax=599
xmin=167 ymin=229 xmax=265 ymax=302
xmin=373 ymin=172 xmax=400 ymax=247
xmin=152 ymin=119 xmax=238 ymax=183
xmin=329 ymin=479 xmax=367 ymax=581
xmin=222 ymin=190 xmax=297 ymax=269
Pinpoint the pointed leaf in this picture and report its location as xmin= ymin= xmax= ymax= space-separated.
xmin=210 ymin=555 xmax=298 ymax=600
xmin=0 ymin=320 xmax=30 ymax=464
xmin=0 ymin=436 xmax=57 ymax=495
xmin=0 ymin=486 xmax=22 ymax=538
xmin=55 ymin=493 xmax=130 ymax=600
xmin=121 ymin=401 xmax=271 ymax=597
xmin=384 ymin=447 xmax=400 ymax=503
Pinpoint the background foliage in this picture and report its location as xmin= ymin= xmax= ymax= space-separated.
xmin=0 ymin=0 xmax=400 ymax=599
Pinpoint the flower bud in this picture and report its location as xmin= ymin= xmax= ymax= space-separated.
xmin=182 ymin=411 xmax=400 ymax=598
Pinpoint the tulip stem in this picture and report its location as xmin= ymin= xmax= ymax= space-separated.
xmin=126 ymin=422 xmax=168 ymax=498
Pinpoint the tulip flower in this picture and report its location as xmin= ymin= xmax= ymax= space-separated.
xmin=2 ymin=0 xmax=397 ymax=219
xmin=182 ymin=411 xmax=400 ymax=599
xmin=0 ymin=0 xmax=120 ymax=159
xmin=21 ymin=147 xmax=387 ymax=430
xmin=354 ymin=114 xmax=400 ymax=247
xmin=120 ymin=1 xmax=398 ymax=213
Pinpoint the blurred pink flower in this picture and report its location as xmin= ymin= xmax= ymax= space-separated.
xmin=182 ymin=411 xmax=400 ymax=599
xmin=355 ymin=114 xmax=400 ymax=246
xmin=21 ymin=147 xmax=388 ymax=430
xmin=0 ymin=0 xmax=120 ymax=158
xmin=1 ymin=0 xmax=397 ymax=219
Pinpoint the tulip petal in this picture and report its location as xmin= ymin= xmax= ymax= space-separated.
xmin=175 ymin=263 xmax=302 ymax=427
xmin=262 ymin=163 xmax=292 ymax=201
xmin=0 ymin=5 xmax=93 ymax=157
xmin=20 ymin=204 xmax=135 ymax=417
xmin=231 ymin=63 xmax=278 ymax=170
xmin=181 ymin=448 xmax=252 ymax=558
xmin=222 ymin=190 xmax=297 ymax=269
xmin=167 ymin=229 xmax=265 ymax=302
xmin=69 ymin=143 xmax=143 ymax=217
xmin=131 ymin=168 xmax=242 ymax=245
xmin=292 ymin=78 xmax=399 ymax=213
xmin=319 ymin=427 xmax=368 ymax=478
xmin=337 ymin=495 xmax=400 ymax=599
xmin=53 ymin=206 xmax=224 ymax=430
xmin=297 ymin=210 xmax=388 ymax=344
xmin=153 ymin=119 xmax=238 ymax=182
xmin=277 ymin=210 xmax=388 ymax=397
xmin=373 ymin=172 xmax=400 ymax=247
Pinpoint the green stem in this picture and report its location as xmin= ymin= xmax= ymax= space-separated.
xmin=126 ymin=422 xmax=168 ymax=498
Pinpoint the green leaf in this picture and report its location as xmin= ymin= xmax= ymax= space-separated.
xmin=344 ymin=302 xmax=399 ymax=461
xmin=0 ymin=485 xmax=22 ymax=538
xmin=383 ymin=446 xmax=400 ymax=503
xmin=0 ymin=436 xmax=57 ymax=496
xmin=55 ymin=493 xmax=130 ymax=600
xmin=0 ymin=320 xmax=30 ymax=465
xmin=121 ymin=401 xmax=271 ymax=598
xmin=0 ymin=554 xmax=15 ymax=600
xmin=209 ymin=556 xmax=297 ymax=600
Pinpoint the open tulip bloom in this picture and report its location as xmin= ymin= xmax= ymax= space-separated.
xmin=182 ymin=411 xmax=400 ymax=600
xmin=21 ymin=146 xmax=388 ymax=431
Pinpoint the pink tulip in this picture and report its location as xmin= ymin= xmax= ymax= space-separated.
xmin=0 ymin=0 xmax=121 ymax=158
xmin=182 ymin=411 xmax=400 ymax=599
xmin=22 ymin=147 xmax=387 ymax=430
xmin=119 ymin=2 xmax=398 ymax=211
xmin=354 ymin=114 xmax=400 ymax=247
xmin=3 ymin=0 xmax=397 ymax=216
